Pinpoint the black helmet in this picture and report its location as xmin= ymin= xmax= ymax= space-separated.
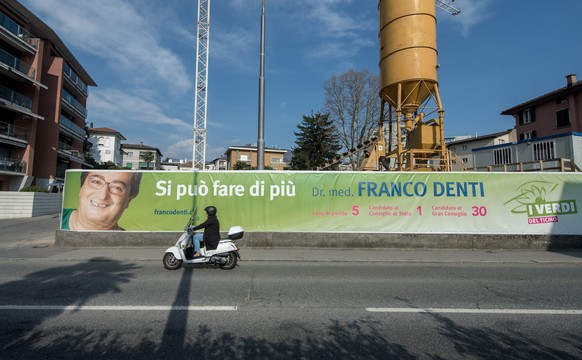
xmin=204 ymin=206 xmax=217 ymax=216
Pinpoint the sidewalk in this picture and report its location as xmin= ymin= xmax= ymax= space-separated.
xmin=1 ymin=214 xmax=582 ymax=263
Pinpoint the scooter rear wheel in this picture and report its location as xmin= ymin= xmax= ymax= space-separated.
xmin=163 ymin=252 xmax=183 ymax=270
xmin=219 ymin=252 xmax=237 ymax=270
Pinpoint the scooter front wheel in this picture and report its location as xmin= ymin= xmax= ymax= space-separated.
xmin=163 ymin=252 xmax=183 ymax=270
xmin=219 ymin=252 xmax=237 ymax=270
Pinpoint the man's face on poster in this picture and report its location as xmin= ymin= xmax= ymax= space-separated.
xmin=78 ymin=172 xmax=134 ymax=229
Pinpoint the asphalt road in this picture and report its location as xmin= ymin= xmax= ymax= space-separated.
xmin=1 ymin=259 xmax=581 ymax=359
xmin=1 ymin=214 xmax=582 ymax=359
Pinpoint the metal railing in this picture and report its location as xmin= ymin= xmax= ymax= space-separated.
xmin=59 ymin=115 xmax=86 ymax=139
xmin=0 ymin=120 xmax=29 ymax=142
xmin=0 ymin=84 xmax=33 ymax=110
xmin=471 ymin=158 xmax=580 ymax=172
xmin=0 ymin=156 xmax=26 ymax=173
xmin=61 ymin=89 xmax=87 ymax=118
xmin=63 ymin=63 xmax=88 ymax=96
xmin=0 ymin=48 xmax=35 ymax=78
xmin=0 ymin=12 xmax=38 ymax=49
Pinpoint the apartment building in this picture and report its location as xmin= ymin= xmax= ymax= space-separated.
xmin=121 ymin=143 xmax=163 ymax=170
xmin=205 ymin=156 xmax=227 ymax=171
xmin=447 ymin=129 xmax=516 ymax=171
xmin=88 ymin=127 xmax=126 ymax=167
xmin=225 ymin=145 xmax=289 ymax=170
xmin=452 ymin=74 xmax=582 ymax=172
xmin=0 ymin=0 xmax=95 ymax=191
xmin=501 ymin=74 xmax=581 ymax=140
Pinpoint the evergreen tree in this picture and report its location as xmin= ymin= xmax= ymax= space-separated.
xmin=290 ymin=112 xmax=341 ymax=170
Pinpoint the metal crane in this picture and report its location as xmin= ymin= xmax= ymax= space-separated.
xmin=192 ymin=0 xmax=210 ymax=170
xmin=436 ymin=0 xmax=460 ymax=16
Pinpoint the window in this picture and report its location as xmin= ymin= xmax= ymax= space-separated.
xmin=240 ymin=154 xmax=249 ymax=161
xmin=556 ymin=109 xmax=570 ymax=128
xmin=498 ymin=139 xmax=505 ymax=144
xmin=461 ymin=145 xmax=467 ymax=150
xmin=271 ymin=157 xmax=283 ymax=164
xmin=532 ymin=141 xmax=555 ymax=161
xmin=493 ymin=148 xmax=512 ymax=165
xmin=126 ymin=151 xmax=133 ymax=157
xmin=462 ymin=157 xmax=468 ymax=163
xmin=519 ymin=108 xmax=535 ymax=125
xmin=520 ymin=131 xmax=536 ymax=141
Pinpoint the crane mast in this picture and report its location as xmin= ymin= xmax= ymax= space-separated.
xmin=436 ymin=0 xmax=460 ymax=16
xmin=193 ymin=0 xmax=210 ymax=170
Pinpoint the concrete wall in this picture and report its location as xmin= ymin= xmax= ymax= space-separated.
xmin=54 ymin=230 xmax=582 ymax=250
xmin=0 ymin=192 xmax=62 ymax=218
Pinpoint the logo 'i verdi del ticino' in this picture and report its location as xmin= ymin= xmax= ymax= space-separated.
xmin=503 ymin=181 xmax=577 ymax=224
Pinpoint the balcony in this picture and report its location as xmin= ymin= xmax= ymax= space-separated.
xmin=58 ymin=141 xmax=84 ymax=164
xmin=59 ymin=115 xmax=86 ymax=140
xmin=61 ymin=89 xmax=87 ymax=119
xmin=0 ymin=12 xmax=38 ymax=53
xmin=63 ymin=63 xmax=88 ymax=97
xmin=0 ymin=120 xmax=29 ymax=145
xmin=0 ymin=83 xmax=32 ymax=110
xmin=0 ymin=48 xmax=35 ymax=78
xmin=0 ymin=156 xmax=26 ymax=173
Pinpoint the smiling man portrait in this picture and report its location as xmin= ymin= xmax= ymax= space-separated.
xmin=61 ymin=171 xmax=142 ymax=231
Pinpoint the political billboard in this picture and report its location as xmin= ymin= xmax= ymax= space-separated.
xmin=61 ymin=170 xmax=582 ymax=234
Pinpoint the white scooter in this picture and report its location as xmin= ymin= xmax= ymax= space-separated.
xmin=163 ymin=224 xmax=244 ymax=270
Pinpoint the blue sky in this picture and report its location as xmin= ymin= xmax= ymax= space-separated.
xmin=20 ymin=0 xmax=582 ymax=162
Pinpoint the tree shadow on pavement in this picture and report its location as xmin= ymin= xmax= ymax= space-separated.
xmin=0 ymin=257 xmax=138 ymax=358
xmin=423 ymin=311 xmax=581 ymax=360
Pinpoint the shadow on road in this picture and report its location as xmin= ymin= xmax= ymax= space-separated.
xmin=1 ymin=259 xmax=580 ymax=359
xmin=424 ymin=311 xmax=581 ymax=360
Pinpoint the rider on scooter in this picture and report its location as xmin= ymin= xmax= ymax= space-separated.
xmin=188 ymin=206 xmax=220 ymax=257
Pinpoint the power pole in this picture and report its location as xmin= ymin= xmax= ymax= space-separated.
xmin=257 ymin=0 xmax=266 ymax=170
xmin=193 ymin=0 xmax=210 ymax=170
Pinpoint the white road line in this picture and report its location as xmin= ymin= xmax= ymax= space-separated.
xmin=0 ymin=305 xmax=237 ymax=311
xmin=366 ymin=308 xmax=582 ymax=315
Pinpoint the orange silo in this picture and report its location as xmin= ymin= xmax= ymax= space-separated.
xmin=377 ymin=0 xmax=449 ymax=171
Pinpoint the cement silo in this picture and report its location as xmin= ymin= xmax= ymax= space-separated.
xmin=377 ymin=0 xmax=452 ymax=171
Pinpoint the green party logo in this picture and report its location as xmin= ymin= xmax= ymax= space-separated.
xmin=526 ymin=200 xmax=577 ymax=216
xmin=503 ymin=180 xmax=577 ymax=221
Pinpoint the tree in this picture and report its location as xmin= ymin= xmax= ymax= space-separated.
xmin=290 ymin=112 xmax=341 ymax=170
xmin=232 ymin=161 xmax=273 ymax=170
xmin=233 ymin=161 xmax=252 ymax=170
xmin=142 ymin=151 xmax=155 ymax=170
xmin=324 ymin=69 xmax=384 ymax=169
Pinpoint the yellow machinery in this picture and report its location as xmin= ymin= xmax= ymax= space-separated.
xmin=365 ymin=0 xmax=460 ymax=171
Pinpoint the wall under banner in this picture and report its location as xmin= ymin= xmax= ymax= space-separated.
xmin=61 ymin=170 xmax=582 ymax=235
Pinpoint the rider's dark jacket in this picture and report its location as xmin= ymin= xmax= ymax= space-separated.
xmin=191 ymin=215 xmax=220 ymax=250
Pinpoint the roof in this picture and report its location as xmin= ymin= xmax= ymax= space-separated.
xmin=501 ymin=78 xmax=582 ymax=115
xmin=446 ymin=129 xmax=513 ymax=145
xmin=88 ymin=127 xmax=126 ymax=140
xmin=226 ymin=145 xmax=288 ymax=154
xmin=4 ymin=0 xmax=97 ymax=86
xmin=121 ymin=143 xmax=163 ymax=156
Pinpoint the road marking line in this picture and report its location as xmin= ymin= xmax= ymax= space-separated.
xmin=0 ymin=305 xmax=237 ymax=311
xmin=365 ymin=308 xmax=582 ymax=315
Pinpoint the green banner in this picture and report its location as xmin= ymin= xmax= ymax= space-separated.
xmin=61 ymin=170 xmax=582 ymax=234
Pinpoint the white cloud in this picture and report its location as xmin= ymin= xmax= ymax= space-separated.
xmin=211 ymin=27 xmax=257 ymax=72
xmin=22 ymin=0 xmax=191 ymax=93
xmin=90 ymin=88 xmax=192 ymax=131
xmin=445 ymin=0 xmax=493 ymax=37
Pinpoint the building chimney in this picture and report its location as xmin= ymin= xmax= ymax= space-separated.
xmin=566 ymin=74 xmax=577 ymax=87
